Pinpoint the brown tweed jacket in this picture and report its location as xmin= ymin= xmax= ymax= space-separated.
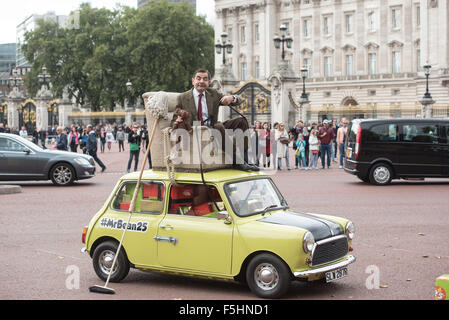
xmin=171 ymin=88 xmax=240 ymax=127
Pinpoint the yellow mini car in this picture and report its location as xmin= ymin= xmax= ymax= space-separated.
xmin=82 ymin=169 xmax=355 ymax=299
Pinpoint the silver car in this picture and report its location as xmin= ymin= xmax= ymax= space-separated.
xmin=0 ymin=133 xmax=96 ymax=186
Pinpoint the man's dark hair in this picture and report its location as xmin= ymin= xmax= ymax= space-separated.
xmin=192 ymin=68 xmax=211 ymax=80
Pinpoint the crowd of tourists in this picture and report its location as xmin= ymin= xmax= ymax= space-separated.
xmin=248 ymin=117 xmax=349 ymax=171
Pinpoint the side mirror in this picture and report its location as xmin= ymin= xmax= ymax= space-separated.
xmin=23 ymin=148 xmax=31 ymax=155
xmin=217 ymin=211 xmax=232 ymax=224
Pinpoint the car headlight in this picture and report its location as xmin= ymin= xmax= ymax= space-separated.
xmin=302 ymin=232 xmax=315 ymax=253
xmin=74 ymin=157 xmax=90 ymax=165
xmin=345 ymin=221 xmax=355 ymax=240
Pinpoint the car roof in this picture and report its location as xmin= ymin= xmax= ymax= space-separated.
xmin=121 ymin=169 xmax=268 ymax=184
xmin=352 ymin=118 xmax=449 ymax=124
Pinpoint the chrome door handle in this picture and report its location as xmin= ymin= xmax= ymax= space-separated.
xmin=154 ymin=235 xmax=178 ymax=245
xmin=160 ymin=225 xmax=173 ymax=230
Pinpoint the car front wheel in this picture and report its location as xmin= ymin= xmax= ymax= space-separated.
xmin=92 ymin=241 xmax=130 ymax=283
xmin=246 ymin=253 xmax=291 ymax=299
xmin=50 ymin=163 xmax=75 ymax=186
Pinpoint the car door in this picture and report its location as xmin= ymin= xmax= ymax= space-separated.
xmin=0 ymin=136 xmax=39 ymax=178
xmin=439 ymin=124 xmax=449 ymax=176
xmin=156 ymin=183 xmax=233 ymax=275
xmin=105 ymin=180 xmax=166 ymax=267
xmin=397 ymin=123 xmax=442 ymax=176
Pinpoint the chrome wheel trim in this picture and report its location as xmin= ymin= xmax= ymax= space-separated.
xmin=373 ymin=166 xmax=390 ymax=184
xmin=98 ymin=250 xmax=117 ymax=276
xmin=254 ymin=263 xmax=279 ymax=291
xmin=53 ymin=165 xmax=72 ymax=185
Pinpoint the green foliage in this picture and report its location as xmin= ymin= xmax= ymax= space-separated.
xmin=21 ymin=1 xmax=214 ymax=111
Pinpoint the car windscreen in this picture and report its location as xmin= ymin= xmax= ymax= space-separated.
xmin=224 ymin=178 xmax=287 ymax=217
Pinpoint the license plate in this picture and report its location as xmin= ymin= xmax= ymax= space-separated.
xmin=346 ymin=148 xmax=352 ymax=158
xmin=325 ymin=267 xmax=348 ymax=283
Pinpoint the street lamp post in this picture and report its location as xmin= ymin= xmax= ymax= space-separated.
xmin=300 ymin=66 xmax=309 ymax=103
xmin=420 ymin=63 xmax=435 ymax=118
xmin=273 ymin=24 xmax=293 ymax=61
xmin=38 ymin=66 xmax=51 ymax=88
xmin=215 ymin=32 xmax=233 ymax=66
xmin=126 ymin=79 xmax=133 ymax=110
xmin=9 ymin=69 xmax=23 ymax=92
xmin=423 ymin=63 xmax=432 ymax=99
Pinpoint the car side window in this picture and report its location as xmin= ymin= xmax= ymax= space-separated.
xmin=112 ymin=181 xmax=165 ymax=214
xmin=168 ymin=183 xmax=224 ymax=218
xmin=402 ymin=124 xmax=438 ymax=143
xmin=0 ymin=137 xmax=26 ymax=152
xmin=366 ymin=124 xmax=397 ymax=142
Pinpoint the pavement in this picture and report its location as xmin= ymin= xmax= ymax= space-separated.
xmin=0 ymin=141 xmax=448 ymax=300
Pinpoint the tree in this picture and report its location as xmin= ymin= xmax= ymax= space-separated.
xmin=21 ymin=1 xmax=215 ymax=112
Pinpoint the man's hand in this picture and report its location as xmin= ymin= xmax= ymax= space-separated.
xmin=220 ymin=95 xmax=235 ymax=106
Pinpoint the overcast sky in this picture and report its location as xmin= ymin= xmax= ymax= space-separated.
xmin=0 ymin=0 xmax=215 ymax=44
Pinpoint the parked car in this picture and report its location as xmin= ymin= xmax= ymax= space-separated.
xmin=82 ymin=169 xmax=355 ymax=299
xmin=344 ymin=118 xmax=449 ymax=185
xmin=0 ymin=133 xmax=96 ymax=186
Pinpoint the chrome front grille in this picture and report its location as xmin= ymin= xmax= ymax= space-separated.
xmin=311 ymin=235 xmax=349 ymax=266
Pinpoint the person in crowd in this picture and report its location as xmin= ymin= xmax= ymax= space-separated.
xmin=127 ymin=124 xmax=141 ymax=173
xmin=39 ymin=127 xmax=47 ymax=149
xmin=19 ymin=126 xmax=28 ymax=139
xmin=295 ymin=133 xmax=308 ymax=170
xmin=116 ymin=126 xmax=125 ymax=152
xmin=79 ymin=128 xmax=88 ymax=154
xmin=86 ymin=124 xmax=106 ymax=173
xmin=337 ymin=117 xmax=349 ymax=169
xmin=99 ymin=127 xmax=106 ymax=153
xmin=106 ymin=129 xmax=115 ymax=152
xmin=56 ymin=126 xmax=68 ymax=151
xmin=258 ymin=122 xmax=271 ymax=168
xmin=68 ymin=125 xmax=80 ymax=153
xmin=275 ymin=123 xmax=290 ymax=171
xmin=308 ymin=128 xmax=320 ymax=170
xmin=318 ymin=120 xmax=335 ymax=169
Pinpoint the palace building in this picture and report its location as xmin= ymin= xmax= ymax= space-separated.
xmin=214 ymin=0 xmax=449 ymax=122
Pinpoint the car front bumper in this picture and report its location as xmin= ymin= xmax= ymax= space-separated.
xmin=76 ymin=165 xmax=96 ymax=180
xmin=293 ymin=255 xmax=356 ymax=278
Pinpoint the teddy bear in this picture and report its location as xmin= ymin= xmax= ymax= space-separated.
xmin=171 ymin=108 xmax=192 ymax=149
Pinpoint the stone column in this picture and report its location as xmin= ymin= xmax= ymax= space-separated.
xmin=268 ymin=61 xmax=299 ymax=127
xmin=35 ymin=84 xmax=53 ymax=130
xmin=6 ymin=88 xmax=24 ymax=129
xmin=211 ymin=64 xmax=239 ymax=123
xmin=58 ymin=90 xmax=73 ymax=128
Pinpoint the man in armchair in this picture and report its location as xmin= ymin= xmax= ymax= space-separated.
xmin=171 ymin=69 xmax=258 ymax=171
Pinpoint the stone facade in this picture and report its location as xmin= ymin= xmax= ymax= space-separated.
xmin=215 ymin=0 xmax=449 ymax=122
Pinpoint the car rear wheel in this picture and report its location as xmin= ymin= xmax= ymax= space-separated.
xmin=50 ymin=163 xmax=75 ymax=186
xmin=369 ymin=163 xmax=393 ymax=186
xmin=92 ymin=241 xmax=130 ymax=283
xmin=246 ymin=253 xmax=291 ymax=299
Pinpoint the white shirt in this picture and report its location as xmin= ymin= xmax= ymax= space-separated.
xmin=193 ymin=88 xmax=209 ymax=123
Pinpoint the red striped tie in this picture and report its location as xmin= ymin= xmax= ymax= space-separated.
xmin=198 ymin=93 xmax=204 ymax=125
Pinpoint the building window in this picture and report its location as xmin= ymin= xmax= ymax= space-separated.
xmin=345 ymin=14 xmax=353 ymax=33
xmin=417 ymin=49 xmax=421 ymax=71
xmin=304 ymin=19 xmax=311 ymax=38
xmin=254 ymin=24 xmax=259 ymax=42
xmin=368 ymin=90 xmax=376 ymax=96
xmin=324 ymin=56 xmax=332 ymax=77
xmin=368 ymin=53 xmax=377 ymax=75
xmin=346 ymin=54 xmax=354 ymax=76
xmin=392 ymin=8 xmax=401 ymax=30
xmin=303 ymin=58 xmax=311 ymax=76
xmin=416 ymin=6 xmax=421 ymax=27
xmin=392 ymin=51 xmax=401 ymax=73
xmin=323 ymin=16 xmax=331 ymax=36
xmin=255 ymin=61 xmax=260 ymax=79
xmin=392 ymin=89 xmax=400 ymax=96
xmin=241 ymin=62 xmax=247 ymax=81
xmin=227 ymin=27 xmax=232 ymax=41
xmin=240 ymin=26 xmax=246 ymax=43
xmin=368 ymin=12 xmax=376 ymax=32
